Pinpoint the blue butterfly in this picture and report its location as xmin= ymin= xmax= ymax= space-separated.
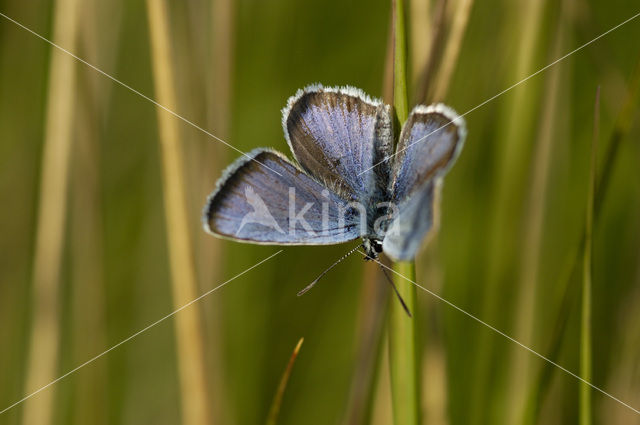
xmin=202 ymin=84 xmax=465 ymax=263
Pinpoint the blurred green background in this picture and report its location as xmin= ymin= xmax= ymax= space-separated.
xmin=1 ymin=0 xmax=639 ymax=424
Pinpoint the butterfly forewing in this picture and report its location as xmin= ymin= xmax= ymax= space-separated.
xmin=283 ymin=85 xmax=393 ymax=204
xmin=203 ymin=148 xmax=360 ymax=245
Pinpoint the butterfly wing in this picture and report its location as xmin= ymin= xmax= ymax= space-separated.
xmin=383 ymin=104 xmax=466 ymax=261
xmin=383 ymin=181 xmax=436 ymax=261
xmin=390 ymin=104 xmax=466 ymax=202
xmin=282 ymin=84 xmax=393 ymax=205
xmin=203 ymin=148 xmax=360 ymax=245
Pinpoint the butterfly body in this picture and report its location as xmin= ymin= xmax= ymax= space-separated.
xmin=361 ymin=237 xmax=384 ymax=260
xmin=203 ymin=84 xmax=466 ymax=261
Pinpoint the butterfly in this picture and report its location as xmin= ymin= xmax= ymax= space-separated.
xmin=202 ymin=84 xmax=466 ymax=264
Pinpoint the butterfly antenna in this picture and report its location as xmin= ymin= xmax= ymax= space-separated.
xmin=379 ymin=265 xmax=412 ymax=318
xmin=297 ymin=244 xmax=361 ymax=296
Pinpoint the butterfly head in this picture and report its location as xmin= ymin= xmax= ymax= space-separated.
xmin=362 ymin=237 xmax=383 ymax=260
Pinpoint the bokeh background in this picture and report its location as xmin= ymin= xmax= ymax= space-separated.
xmin=1 ymin=0 xmax=639 ymax=424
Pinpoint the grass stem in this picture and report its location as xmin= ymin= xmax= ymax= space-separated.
xmin=388 ymin=4 xmax=419 ymax=424
xmin=266 ymin=338 xmax=304 ymax=425
xmin=481 ymin=1 xmax=546 ymax=423
xmin=22 ymin=0 xmax=80 ymax=424
xmin=409 ymin=0 xmax=432 ymax=86
xmin=393 ymin=0 xmax=409 ymax=123
xmin=522 ymin=55 xmax=640 ymax=424
xmin=389 ymin=261 xmax=419 ymax=425
xmin=414 ymin=0 xmax=448 ymax=104
xmin=579 ymin=86 xmax=599 ymax=425
xmin=146 ymin=1 xmax=212 ymax=424
xmin=343 ymin=261 xmax=389 ymax=425
xmin=431 ymin=0 xmax=475 ymax=102
xmin=506 ymin=4 xmax=568 ymax=423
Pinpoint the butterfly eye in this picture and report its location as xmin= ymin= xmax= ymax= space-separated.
xmin=374 ymin=240 xmax=383 ymax=253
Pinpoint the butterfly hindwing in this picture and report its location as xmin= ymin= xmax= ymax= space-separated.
xmin=203 ymin=149 xmax=360 ymax=245
xmin=382 ymin=181 xmax=436 ymax=261
xmin=390 ymin=104 xmax=465 ymax=202
xmin=382 ymin=105 xmax=466 ymax=261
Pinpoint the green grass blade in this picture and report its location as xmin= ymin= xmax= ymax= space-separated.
xmin=342 ymin=263 xmax=389 ymax=425
xmin=146 ymin=1 xmax=213 ymax=423
xmin=22 ymin=0 xmax=81 ymax=424
xmin=388 ymin=2 xmax=420 ymax=424
xmin=523 ymin=55 xmax=640 ymax=424
xmin=580 ymin=86 xmax=599 ymax=425
xmin=266 ymin=338 xmax=304 ymax=425
xmin=389 ymin=261 xmax=419 ymax=425
xmin=392 ymin=0 xmax=408 ymax=124
xmin=431 ymin=0 xmax=475 ymax=102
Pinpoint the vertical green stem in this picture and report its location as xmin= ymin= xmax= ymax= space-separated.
xmin=388 ymin=4 xmax=419 ymax=424
xmin=393 ymin=0 xmax=409 ymax=123
xmin=580 ymin=88 xmax=598 ymax=425
xmin=146 ymin=1 xmax=212 ymax=424
xmin=389 ymin=261 xmax=419 ymax=425
xmin=266 ymin=338 xmax=304 ymax=425
xmin=23 ymin=0 xmax=80 ymax=424
xmin=579 ymin=225 xmax=592 ymax=425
